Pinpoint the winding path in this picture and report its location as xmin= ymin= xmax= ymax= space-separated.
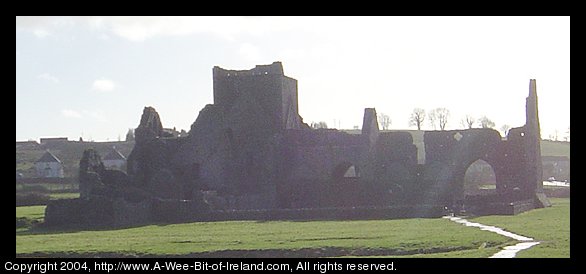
xmin=443 ymin=216 xmax=540 ymax=258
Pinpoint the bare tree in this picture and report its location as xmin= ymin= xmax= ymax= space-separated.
xmin=478 ymin=116 xmax=495 ymax=129
xmin=409 ymin=108 xmax=426 ymax=130
xmin=461 ymin=115 xmax=475 ymax=129
xmin=437 ymin=108 xmax=450 ymax=130
xmin=500 ymin=124 xmax=511 ymax=136
xmin=430 ymin=108 xmax=450 ymax=130
xmin=564 ymin=126 xmax=570 ymax=142
xmin=549 ymin=129 xmax=559 ymax=141
xmin=428 ymin=111 xmax=437 ymax=130
xmin=378 ymin=113 xmax=391 ymax=130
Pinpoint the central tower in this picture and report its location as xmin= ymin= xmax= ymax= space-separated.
xmin=212 ymin=61 xmax=303 ymax=135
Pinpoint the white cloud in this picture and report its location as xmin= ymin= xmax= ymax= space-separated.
xmin=92 ymin=78 xmax=116 ymax=92
xmin=61 ymin=109 xmax=81 ymax=118
xmin=59 ymin=109 xmax=107 ymax=122
xmin=33 ymin=29 xmax=50 ymax=38
xmin=37 ymin=73 xmax=59 ymax=83
xmin=83 ymin=110 xmax=108 ymax=122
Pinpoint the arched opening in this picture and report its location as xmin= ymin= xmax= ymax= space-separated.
xmin=464 ymin=159 xmax=496 ymax=196
xmin=329 ymin=162 xmax=361 ymax=207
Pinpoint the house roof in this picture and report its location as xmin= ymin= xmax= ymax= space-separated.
xmin=16 ymin=141 xmax=39 ymax=145
xmin=36 ymin=151 xmax=62 ymax=163
xmin=103 ymin=147 xmax=126 ymax=161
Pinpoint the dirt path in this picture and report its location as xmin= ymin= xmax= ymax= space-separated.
xmin=443 ymin=216 xmax=540 ymax=258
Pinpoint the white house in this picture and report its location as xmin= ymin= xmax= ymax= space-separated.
xmin=35 ymin=151 xmax=64 ymax=178
xmin=103 ymin=147 xmax=126 ymax=170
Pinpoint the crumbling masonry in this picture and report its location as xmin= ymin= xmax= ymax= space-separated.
xmin=45 ymin=62 xmax=549 ymax=227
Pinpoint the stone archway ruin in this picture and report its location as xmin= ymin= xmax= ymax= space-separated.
xmin=45 ymin=63 xmax=550 ymax=227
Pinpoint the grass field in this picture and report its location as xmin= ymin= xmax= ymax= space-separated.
xmin=540 ymin=140 xmax=570 ymax=158
xmin=16 ymin=205 xmax=45 ymax=222
xmin=16 ymin=214 xmax=511 ymax=257
xmin=15 ymin=198 xmax=569 ymax=258
xmin=16 ymin=205 xmax=46 ymax=233
xmin=472 ymin=198 xmax=570 ymax=258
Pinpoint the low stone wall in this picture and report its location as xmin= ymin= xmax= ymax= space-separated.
xmin=112 ymin=199 xmax=152 ymax=227
xmin=44 ymin=198 xmax=446 ymax=228
xmin=45 ymin=198 xmax=151 ymax=228
xmin=151 ymin=199 xmax=206 ymax=223
xmin=196 ymin=205 xmax=446 ymax=222
xmin=45 ymin=198 xmax=115 ymax=227
xmin=468 ymin=199 xmax=535 ymax=216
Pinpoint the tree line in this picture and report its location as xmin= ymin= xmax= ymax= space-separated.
xmin=306 ymin=109 xmax=569 ymax=142
xmin=403 ymin=107 xmax=510 ymax=134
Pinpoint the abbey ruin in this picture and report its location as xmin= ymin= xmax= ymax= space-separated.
xmin=45 ymin=62 xmax=550 ymax=227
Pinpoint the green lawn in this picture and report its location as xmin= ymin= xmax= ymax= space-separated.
xmin=16 ymin=217 xmax=511 ymax=257
xmin=15 ymin=199 xmax=569 ymax=257
xmin=48 ymin=192 xmax=79 ymax=200
xmin=540 ymin=140 xmax=570 ymax=158
xmin=16 ymin=206 xmax=46 ymax=233
xmin=472 ymin=198 xmax=570 ymax=258
xmin=16 ymin=205 xmax=46 ymax=221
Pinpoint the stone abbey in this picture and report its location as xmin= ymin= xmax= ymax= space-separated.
xmin=45 ymin=62 xmax=549 ymax=227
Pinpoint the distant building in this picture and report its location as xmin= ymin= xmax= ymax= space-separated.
xmin=103 ymin=147 xmax=127 ymax=170
xmin=40 ymin=137 xmax=69 ymax=149
xmin=35 ymin=151 xmax=64 ymax=178
xmin=40 ymin=137 xmax=68 ymax=145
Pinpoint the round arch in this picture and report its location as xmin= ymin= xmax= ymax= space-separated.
xmin=463 ymin=159 xmax=497 ymax=196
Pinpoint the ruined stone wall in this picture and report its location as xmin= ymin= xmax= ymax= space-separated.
xmin=214 ymin=68 xmax=282 ymax=134
xmin=202 ymin=62 xmax=304 ymax=208
xmin=421 ymin=129 xmax=504 ymax=205
xmin=281 ymin=77 xmax=302 ymax=130
xmin=117 ymin=62 xmax=548 ymax=219
xmin=123 ymin=63 xmax=302 ymax=210
xmin=370 ymin=132 xmax=418 ymax=192
xmin=174 ymin=105 xmax=230 ymax=191
xmin=213 ymin=62 xmax=302 ymax=133
xmin=279 ymin=129 xmax=364 ymax=181
xmin=275 ymin=129 xmax=366 ymax=208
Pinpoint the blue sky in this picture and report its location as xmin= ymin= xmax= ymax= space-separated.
xmin=16 ymin=16 xmax=570 ymax=142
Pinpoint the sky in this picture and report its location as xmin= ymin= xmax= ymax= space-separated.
xmin=16 ymin=16 xmax=570 ymax=142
